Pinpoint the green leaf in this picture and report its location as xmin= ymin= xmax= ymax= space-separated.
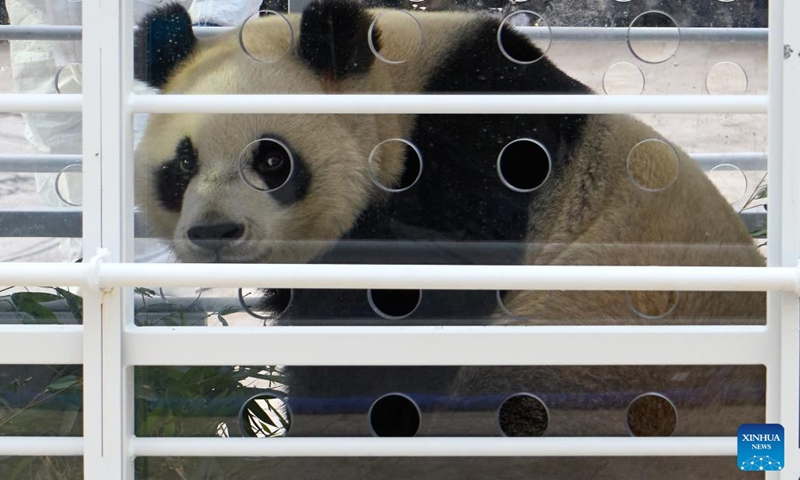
xmin=11 ymin=293 xmax=57 ymax=323
xmin=216 ymin=315 xmax=229 ymax=327
xmin=135 ymin=287 xmax=156 ymax=297
xmin=55 ymin=287 xmax=83 ymax=322
xmin=46 ymin=375 xmax=79 ymax=391
xmin=750 ymin=229 xmax=767 ymax=239
xmin=15 ymin=292 xmax=61 ymax=303
xmin=247 ymin=401 xmax=277 ymax=428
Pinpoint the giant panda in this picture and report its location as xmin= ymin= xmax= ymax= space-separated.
xmin=134 ymin=1 xmax=765 ymax=477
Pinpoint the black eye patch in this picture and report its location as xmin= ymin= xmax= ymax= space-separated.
xmin=154 ymin=136 xmax=198 ymax=212
xmin=242 ymin=135 xmax=311 ymax=205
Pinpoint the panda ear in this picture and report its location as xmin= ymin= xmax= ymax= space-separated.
xmin=298 ymin=0 xmax=377 ymax=80
xmin=135 ymin=3 xmax=197 ymax=90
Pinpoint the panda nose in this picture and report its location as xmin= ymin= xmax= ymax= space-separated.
xmin=187 ymin=223 xmax=245 ymax=251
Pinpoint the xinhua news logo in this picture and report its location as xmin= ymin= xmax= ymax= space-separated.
xmin=738 ymin=424 xmax=784 ymax=471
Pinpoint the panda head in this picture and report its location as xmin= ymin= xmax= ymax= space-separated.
xmin=134 ymin=1 xmax=420 ymax=263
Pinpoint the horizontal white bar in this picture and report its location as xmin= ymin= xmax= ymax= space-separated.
xmin=126 ymin=325 xmax=768 ymax=366
xmin=0 ymin=25 xmax=766 ymax=43
xmin=0 ymin=94 xmax=81 ymax=113
xmin=692 ymin=152 xmax=767 ymax=171
xmin=0 ymin=325 xmax=82 ymax=364
xmin=0 ymin=152 xmax=765 ymax=173
xmin=0 ymin=263 xmax=794 ymax=292
xmin=99 ymin=264 xmax=797 ymax=292
xmin=131 ymin=436 xmax=736 ymax=457
xmin=0 ymin=437 xmax=83 ymax=456
xmin=0 ymin=154 xmax=81 ymax=173
xmin=130 ymin=94 xmax=768 ymax=115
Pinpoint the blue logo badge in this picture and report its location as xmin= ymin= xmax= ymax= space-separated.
xmin=738 ymin=424 xmax=784 ymax=471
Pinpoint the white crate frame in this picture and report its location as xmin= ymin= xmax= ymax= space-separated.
xmin=0 ymin=0 xmax=795 ymax=479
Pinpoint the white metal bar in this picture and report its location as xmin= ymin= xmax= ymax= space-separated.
xmin=0 ymin=154 xmax=82 ymax=173
xmin=0 ymin=152 xmax=766 ymax=173
xmin=131 ymin=437 xmax=736 ymax=458
xmin=0 ymin=437 xmax=83 ymax=456
xmin=0 ymin=25 xmax=767 ymax=43
xmin=691 ymin=152 xmax=767 ymax=171
xmin=130 ymin=94 xmax=767 ymax=115
xmin=0 ymin=263 xmax=793 ymax=292
xmin=0 ymin=94 xmax=81 ymax=113
xmin=84 ymin=264 xmax=800 ymax=292
xmin=776 ymin=0 xmax=800 ymax=476
xmin=0 ymin=325 xmax=82 ymax=364
xmin=125 ymin=325 xmax=769 ymax=366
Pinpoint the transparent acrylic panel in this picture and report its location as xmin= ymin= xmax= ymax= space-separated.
xmin=0 ymin=457 xmax=82 ymax=480
xmin=135 ymin=365 xmax=763 ymax=437
xmin=0 ymin=364 xmax=83 ymax=435
xmin=130 ymin=2 xmax=769 ymax=478
xmin=134 ymin=456 xmax=755 ymax=480
xmin=1 ymin=0 xmax=87 ymax=262
xmin=0 ymin=286 xmax=82 ymax=325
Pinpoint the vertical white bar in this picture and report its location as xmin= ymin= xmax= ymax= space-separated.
xmin=82 ymin=0 xmax=135 ymax=478
xmin=767 ymin=0 xmax=800 ymax=478
xmin=778 ymin=0 xmax=800 ymax=476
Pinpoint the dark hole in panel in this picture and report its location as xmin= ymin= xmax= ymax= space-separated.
xmin=497 ymin=139 xmax=551 ymax=192
xmin=626 ymin=393 xmax=678 ymax=437
xmin=498 ymin=393 xmax=549 ymax=437
xmin=369 ymin=393 xmax=421 ymax=437
xmin=368 ymin=289 xmax=422 ymax=319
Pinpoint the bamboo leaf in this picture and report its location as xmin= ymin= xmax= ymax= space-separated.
xmin=55 ymin=287 xmax=83 ymax=322
xmin=11 ymin=293 xmax=57 ymax=322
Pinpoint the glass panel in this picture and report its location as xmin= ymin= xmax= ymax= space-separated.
xmin=0 ymin=286 xmax=82 ymax=325
xmin=135 ymin=456 xmax=754 ymax=480
xmin=135 ymin=365 xmax=763 ymax=437
xmin=0 ymin=364 xmax=83 ymax=435
xmin=1 ymin=0 xmax=84 ymax=262
xmin=131 ymin=2 xmax=769 ymax=478
xmin=0 ymin=457 xmax=82 ymax=480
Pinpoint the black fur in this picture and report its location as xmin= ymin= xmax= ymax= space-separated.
xmin=274 ymin=14 xmax=592 ymax=410
xmin=134 ymin=3 xmax=197 ymax=89
xmin=249 ymin=136 xmax=312 ymax=205
xmin=298 ymin=0 xmax=377 ymax=79
xmin=154 ymin=137 xmax=198 ymax=212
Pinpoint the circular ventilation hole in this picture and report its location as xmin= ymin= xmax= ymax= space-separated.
xmin=626 ymin=290 xmax=680 ymax=319
xmin=497 ymin=290 xmax=550 ymax=320
xmin=239 ymin=138 xmax=294 ymax=192
xmin=55 ymin=164 xmax=83 ymax=207
xmin=369 ymin=393 xmax=421 ymax=437
xmin=498 ymin=10 xmax=551 ymax=64
xmin=497 ymin=138 xmax=552 ymax=193
xmin=627 ymin=11 xmax=681 ymax=64
xmin=626 ymin=393 xmax=678 ymax=437
xmin=626 ymin=139 xmax=680 ymax=192
xmin=708 ymin=163 xmax=748 ymax=205
xmin=602 ymin=62 xmax=645 ymax=95
xmin=368 ymin=139 xmax=423 ymax=193
xmin=239 ymin=392 xmax=291 ymax=437
xmin=368 ymin=289 xmax=422 ymax=319
xmin=368 ymin=11 xmax=423 ymax=64
xmin=239 ymin=288 xmax=292 ymax=321
xmin=498 ymin=393 xmax=549 ymax=437
xmin=239 ymin=10 xmax=293 ymax=63
xmin=55 ymin=63 xmax=82 ymax=94
xmin=705 ymin=61 xmax=748 ymax=95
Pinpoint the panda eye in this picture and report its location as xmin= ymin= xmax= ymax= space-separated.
xmin=179 ymin=156 xmax=197 ymax=174
xmin=175 ymin=137 xmax=198 ymax=175
xmin=256 ymin=152 xmax=287 ymax=173
xmin=239 ymin=138 xmax=294 ymax=192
